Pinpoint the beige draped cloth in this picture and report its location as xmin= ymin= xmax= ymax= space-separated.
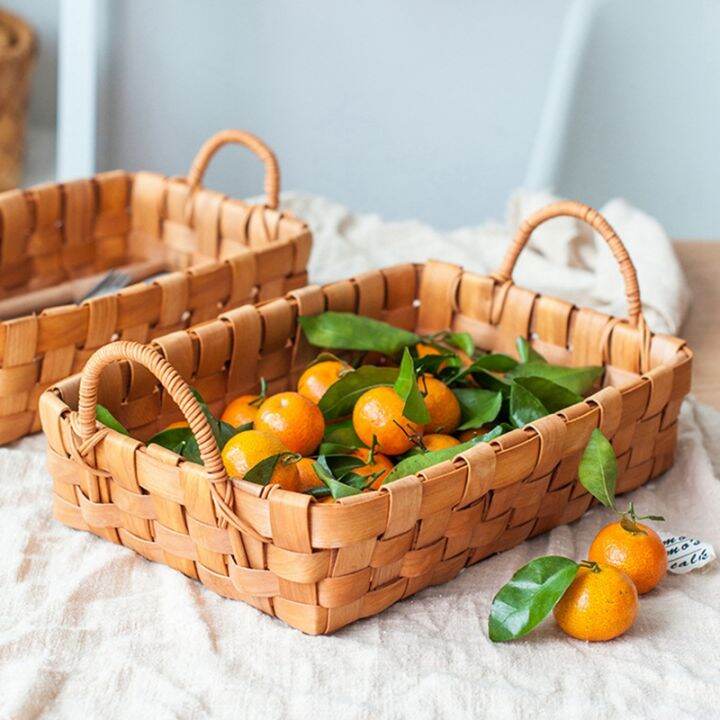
xmin=1 ymin=192 xmax=716 ymax=720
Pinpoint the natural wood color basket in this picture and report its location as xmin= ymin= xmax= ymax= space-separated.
xmin=40 ymin=201 xmax=692 ymax=635
xmin=0 ymin=129 xmax=311 ymax=445
xmin=0 ymin=9 xmax=35 ymax=191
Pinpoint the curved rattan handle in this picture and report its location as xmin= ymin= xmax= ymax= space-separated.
xmin=494 ymin=200 xmax=644 ymax=328
xmin=186 ymin=129 xmax=280 ymax=209
xmin=77 ymin=341 xmax=228 ymax=484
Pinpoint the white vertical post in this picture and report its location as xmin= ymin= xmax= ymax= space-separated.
xmin=523 ymin=0 xmax=601 ymax=191
xmin=56 ymin=0 xmax=99 ymax=180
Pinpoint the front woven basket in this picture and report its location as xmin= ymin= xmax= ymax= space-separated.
xmin=0 ymin=9 xmax=35 ymax=191
xmin=0 ymin=129 xmax=311 ymax=444
xmin=40 ymin=201 xmax=692 ymax=635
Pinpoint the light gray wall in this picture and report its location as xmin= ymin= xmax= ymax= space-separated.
xmin=99 ymin=0 xmax=570 ymax=228
xmin=555 ymin=0 xmax=720 ymax=238
xmin=13 ymin=0 xmax=720 ymax=237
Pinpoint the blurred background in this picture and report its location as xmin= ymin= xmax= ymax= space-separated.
xmin=6 ymin=0 xmax=720 ymax=237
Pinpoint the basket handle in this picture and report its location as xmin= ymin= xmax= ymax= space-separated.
xmin=493 ymin=200 xmax=644 ymax=328
xmin=185 ymin=129 xmax=280 ymax=209
xmin=77 ymin=341 xmax=227 ymax=484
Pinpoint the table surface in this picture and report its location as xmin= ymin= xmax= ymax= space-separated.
xmin=675 ymin=241 xmax=720 ymax=409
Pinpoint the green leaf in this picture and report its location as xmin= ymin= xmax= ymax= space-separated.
xmin=147 ymin=427 xmax=192 ymax=454
xmin=516 ymin=337 xmax=547 ymax=364
xmin=443 ymin=332 xmax=475 ymax=357
xmin=189 ymin=388 xmax=240 ymax=452
xmin=468 ymin=368 xmax=512 ymax=396
xmin=444 ymin=353 xmax=517 ymax=385
xmin=578 ymin=428 xmax=617 ymax=509
xmin=322 ymin=418 xmax=364 ymax=448
xmin=306 ymin=486 xmax=332 ymax=498
xmin=508 ymin=362 xmax=603 ymax=396
xmin=299 ymin=312 xmax=420 ymax=357
xmin=489 ymin=556 xmax=579 ymax=642
xmin=512 ymin=376 xmax=582 ymax=413
xmin=313 ymin=460 xmax=362 ymax=499
xmin=341 ymin=471 xmax=382 ymax=490
xmin=181 ymin=434 xmax=202 ymax=464
xmin=453 ymin=388 xmax=503 ymax=430
xmin=413 ymin=352 xmax=457 ymax=376
xmin=244 ymin=452 xmax=299 ymax=486
xmin=324 ymin=454 xmax=366 ymax=477
xmin=472 ymin=353 xmax=519 ymax=372
xmin=319 ymin=441 xmax=359 ymax=455
xmin=96 ymin=405 xmax=129 ymax=435
xmin=509 ymin=381 xmax=549 ymax=427
xmin=394 ymin=348 xmax=430 ymax=425
xmin=318 ymin=366 xmax=399 ymax=420
xmin=385 ymin=426 xmax=498 ymax=484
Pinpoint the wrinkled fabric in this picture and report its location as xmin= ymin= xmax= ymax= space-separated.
xmin=1 ymin=193 xmax=715 ymax=720
xmin=289 ymin=190 xmax=689 ymax=335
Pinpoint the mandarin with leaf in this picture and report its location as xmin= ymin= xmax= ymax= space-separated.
xmin=221 ymin=429 xmax=299 ymax=491
xmin=553 ymin=562 xmax=638 ymax=641
xmin=351 ymin=448 xmax=394 ymax=489
xmin=295 ymin=457 xmax=323 ymax=492
xmin=420 ymin=374 xmax=461 ymax=434
xmin=254 ymin=391 xmax=325 ymax=456
xmin=297 ymin=360 xmax=347 ymax=404
xmin=352 ymin=386 xmax=422 ymax=456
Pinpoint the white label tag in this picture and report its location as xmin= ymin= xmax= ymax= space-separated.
xmin=659 ymin=532 xmax=716 ymax=574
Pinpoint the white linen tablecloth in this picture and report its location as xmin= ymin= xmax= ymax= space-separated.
xmin=1 ymin=192 xmax=717 ymax=720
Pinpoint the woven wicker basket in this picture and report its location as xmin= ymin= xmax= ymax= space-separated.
xmin=0 ymin=9 xmax=35 ymax=191
xmin=0 ymin=129 xmax=311 ymax=445
xmin=40 ymin=201 xmax=691 ymax=635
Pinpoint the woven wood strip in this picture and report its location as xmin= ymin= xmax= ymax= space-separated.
xmin=41 ymin=202 xmax=692 ymax=635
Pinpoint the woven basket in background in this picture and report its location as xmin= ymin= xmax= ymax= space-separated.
xmin=0 ymin=129 xmax=312 ymax=444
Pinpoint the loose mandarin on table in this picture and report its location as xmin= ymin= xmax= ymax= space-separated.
xmin=588 ymin=521 xmax=668 ymax=594
xmin=553 ymin=563 xmax=638 ymax=642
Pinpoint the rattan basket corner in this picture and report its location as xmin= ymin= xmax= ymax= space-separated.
xmin=40 ymin=200 xmax=692 ymax=635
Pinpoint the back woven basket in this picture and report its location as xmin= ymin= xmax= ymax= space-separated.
xmin=40 ymin=201 xmax=692 ymax=635
xmin=0 ymin=129 xmax=311 ymax=444
xmin=0 ymin=9 xmax=36 ymax=190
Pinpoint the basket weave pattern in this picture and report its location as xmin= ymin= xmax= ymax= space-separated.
xmin=0 ymin=10 xmax=35 ymax=191
xmin=0 ymin=131 xmax=311 ymax=444
xmin=40 ymin=203 xmax=692 ymax=635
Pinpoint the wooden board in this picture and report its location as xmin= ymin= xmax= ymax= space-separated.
xmin=675 ymin=241 xmax=720 ymax=410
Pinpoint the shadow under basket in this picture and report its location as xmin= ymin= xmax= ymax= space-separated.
xmin=40 ymin=201 xmax=691 ymax=635
xmin=0 ymin=129 xmax=312 ymax=444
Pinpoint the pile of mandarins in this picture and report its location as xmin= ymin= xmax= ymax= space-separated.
xmin=216 ymin=345 xmax=467 ymax=500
